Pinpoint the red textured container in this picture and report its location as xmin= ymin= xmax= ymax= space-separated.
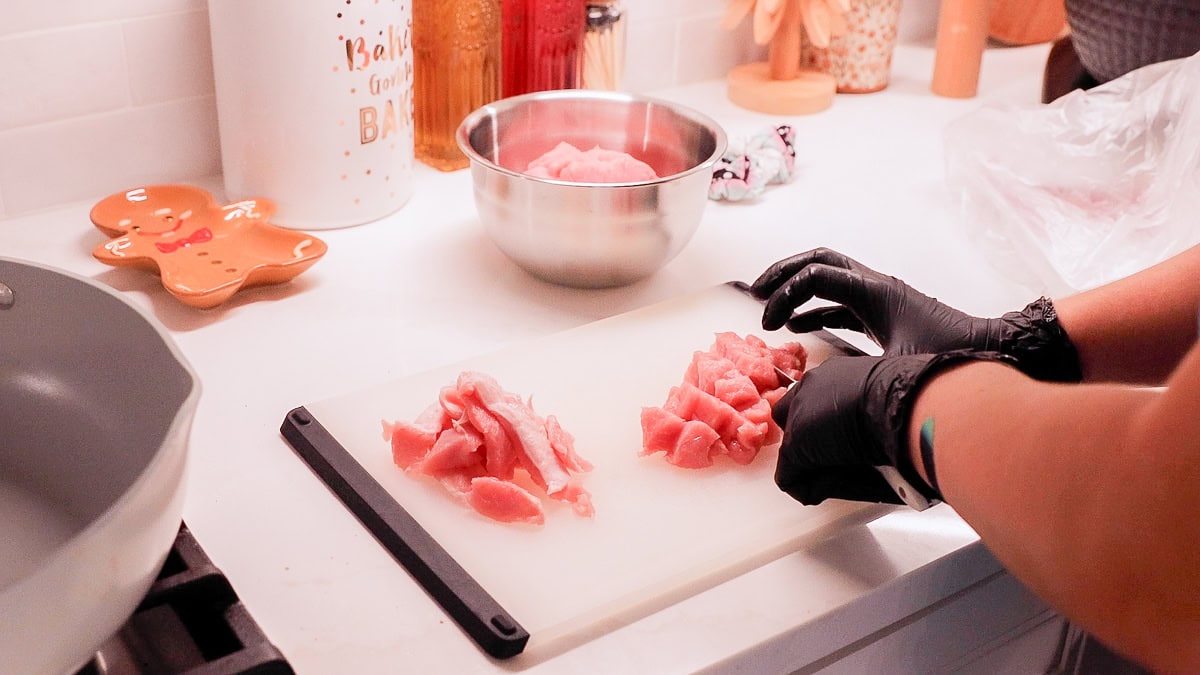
xmin=502 ymin=0 xmax=529 ymax=96
xmin=503 ymin=0 xmax=585 ymax=95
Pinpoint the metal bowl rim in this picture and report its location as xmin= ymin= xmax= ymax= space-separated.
xmin=455 ymin=89 xmax=728 ymax=188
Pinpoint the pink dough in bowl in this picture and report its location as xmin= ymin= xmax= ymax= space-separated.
xmin=525 ymin=142 xmax=659 ymax=182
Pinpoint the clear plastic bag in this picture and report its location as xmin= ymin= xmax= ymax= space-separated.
xmin=944 ymin=50 xmax=1200 ymax=296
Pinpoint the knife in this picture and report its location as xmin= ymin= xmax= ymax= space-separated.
xmin=772 ymin=366 xmax=937 ymax=512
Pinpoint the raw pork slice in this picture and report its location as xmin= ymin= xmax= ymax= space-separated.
xmin=526 ymin=141 xmax=659 ymax=182
xmin=382 ymin=371 xmax=593 ymax=526
xmin=640 ymin=332 xmax=806 ymax=468
xmin=467 ymin=477 xmax=545 ymax=526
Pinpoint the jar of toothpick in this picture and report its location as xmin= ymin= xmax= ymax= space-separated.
xmin=582 ymin=1 xmax=626 ymax=90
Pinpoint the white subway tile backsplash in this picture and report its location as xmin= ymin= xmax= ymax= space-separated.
xmin=0 ymin=96 xmax=220 ymax=215
xmin=897 ymin=0 xmax=942 ymax=45
xmin=0 ymin=0 xmax=207 ymax=38
xmin=0 ymin=0 xmax=832 ymax=218
xmin=622 ymin=0 xmax=687 ymax=22
xmin=623 ymin=17 xmax=679 ymax=93
xmin=681 ymin=0 xmax=733 ymax=21
xmin=622 ymin=0 xmax=730 ymax=23
xmin=0 ymin=23 xmax=131 ymax=129
xmin=674 ymin=13 xmax=766 ymax=85
xmin=123 ymin=10 xmax=215 ymax=105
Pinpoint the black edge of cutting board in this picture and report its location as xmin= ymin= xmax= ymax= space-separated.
xmin=279 ymin=406 xmax=530 ymax=660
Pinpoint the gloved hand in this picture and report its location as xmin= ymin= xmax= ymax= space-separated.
xmin=773 ymin=350 xmax=1017 ymax=506
xmin=750 ymin=248 xmax=1083 ymax=382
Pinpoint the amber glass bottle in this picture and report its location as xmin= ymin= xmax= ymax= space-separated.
xmin=413 ymin=0 xmax=502 ymax=171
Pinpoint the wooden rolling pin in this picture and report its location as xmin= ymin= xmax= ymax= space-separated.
xmin=931 ymin=0 xmax=994 ymax=98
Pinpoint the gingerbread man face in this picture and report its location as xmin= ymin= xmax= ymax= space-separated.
xmin=91 ymin=185 xmax=327 ymax=309
xmin=92 ymin=186 xmax=221 ymax=237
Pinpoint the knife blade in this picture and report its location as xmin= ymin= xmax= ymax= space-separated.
xmin=772 ymin=366 xmax=937 ymax=511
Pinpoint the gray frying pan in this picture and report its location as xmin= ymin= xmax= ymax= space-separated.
xmin=0 ymin=257 xmax=200 ymax=674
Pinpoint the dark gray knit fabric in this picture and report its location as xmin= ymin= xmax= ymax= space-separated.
xmin=1066 ymin=0 xmax=1200 ymax=82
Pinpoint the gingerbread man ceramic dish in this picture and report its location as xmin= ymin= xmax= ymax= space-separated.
xmin=90 ymin=185 xmax=328 ymax=309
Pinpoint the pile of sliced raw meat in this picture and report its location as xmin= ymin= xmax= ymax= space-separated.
xmin=641 ymin=332 xmax=807 ymax=468
xmin=382 ymin=371 xmax=594 ymax=526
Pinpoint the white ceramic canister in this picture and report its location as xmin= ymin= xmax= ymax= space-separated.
xmin=208 ymin=0 xmax=414 ymax=229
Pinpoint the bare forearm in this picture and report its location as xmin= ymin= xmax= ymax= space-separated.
xmin=907 ymin=356 xmax=1200 ymax=672
xmin=1054 ymin=245 xmax=1200 ymax=384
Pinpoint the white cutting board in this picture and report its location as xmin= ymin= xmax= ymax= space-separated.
xmin=303 ymin=283 xmax=892 ymax=664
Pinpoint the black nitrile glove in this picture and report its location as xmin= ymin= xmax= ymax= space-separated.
xmin=773 ymin=350 xmax=1018 ymax=506
xmin=750 ymin=248 xmax=1083 ymax=383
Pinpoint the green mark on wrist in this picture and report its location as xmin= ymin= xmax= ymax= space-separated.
xmin=919 ymin=417 xmax=940 ymax=494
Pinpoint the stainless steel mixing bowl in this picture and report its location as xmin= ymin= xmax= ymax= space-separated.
xmin=456 ymin=90 xmax=727 ymax=288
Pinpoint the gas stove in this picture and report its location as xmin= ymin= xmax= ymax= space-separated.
xmin=77 ymin=524 xmax=291 ymax=675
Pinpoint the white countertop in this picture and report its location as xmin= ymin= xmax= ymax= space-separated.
xmin=2 ymin=42 xmax=1054 ymax=674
